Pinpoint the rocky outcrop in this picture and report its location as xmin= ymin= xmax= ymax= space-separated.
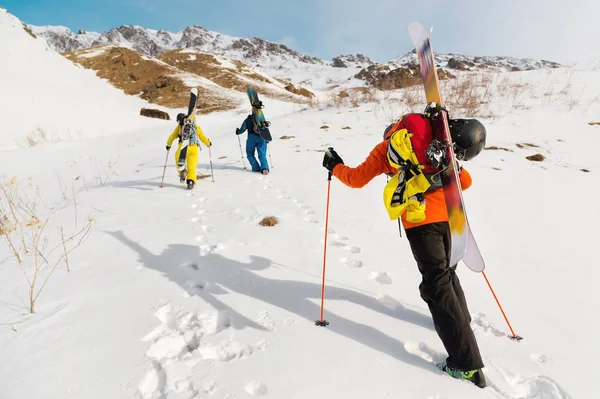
xmin=140 ymin=108 xmax=170 ymax=120
xmin=331 ymin=54 xmax=375 ymax=68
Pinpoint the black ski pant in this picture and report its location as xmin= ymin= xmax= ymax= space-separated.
xmin=405 ymin=221 xmax=484 ymax=371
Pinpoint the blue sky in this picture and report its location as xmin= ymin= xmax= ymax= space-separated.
xmin=3 ymin=0 xmax=598 ymax=64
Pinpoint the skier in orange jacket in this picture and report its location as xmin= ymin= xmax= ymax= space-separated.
xmin=322 ymin=111 xmax=487 ymax=388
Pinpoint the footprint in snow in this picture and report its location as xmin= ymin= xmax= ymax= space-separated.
xmin=189 ymin=217 xmax=200 ymax=223
xmin=190 ymin=204 xmax=199 ymax=209
xmin=471 ymin=313 xmax=507 ymax=338
xmin=195 ymin=235 xmax=206 ymax=243
xmin=179 ymin=261 xmax=199 ymax=271
xmin=256 ymin=340 xmax=271 ymax=351
xmin=197 ymin=340 xmax=254 ymax=362
xmin=377 ymin=294 xmax=403 ymax=310
xmin=368 ymin=271 xmax=392 ymax=285
xmin=197 ymin=209 xmax=208 ymax=215
xmin=403 ymin=341 xmax=441 ymax=363
xmin=199 ymin=243 xmax=225 ymax=257
xmin=530 ymin=353 xmax=550 ymax=364
xmin=137 ymin=360 xmax=166 ymax=399
xmin=304 ymin=216 xmax=319 ymax=223
xmin=304 ymin=209 xmax=316 ymax=215
xmin=256 ymin=311 xmax=275 ymax=331
xmin=198 ymin=224 xmax=212 ymax=233
xmin=345 ymin=245 xmax=361 ymax=254
xmin=245 ymin=382 xmax=268 ymax=396
xmin=183 ymin=280 xmax=206 ymax=296
xmin=341 ymin=257 xmax=363 ymax=268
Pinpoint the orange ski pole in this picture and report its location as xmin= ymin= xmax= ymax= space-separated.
xmin=316 ymin=155 xmax=333 ymax=327
xmin=482 ymin=270 xmax=522 ymax=341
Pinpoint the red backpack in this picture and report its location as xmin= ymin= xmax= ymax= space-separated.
xmin=383 ymin=113 xmax=437 ymax=174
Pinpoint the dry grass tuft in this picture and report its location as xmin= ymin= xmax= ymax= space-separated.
xmin=526 ymin=154 xmax=545 ymax=162
xmin=259 ymin=216 xmax=279 ymax=227
xmin=342 ymin=126 xmax=352 ymax=130
xmin=320 ymin=125 xmax=329 ymax=129
xmin=279 ymin=135 xmax=296 ymax=140
xmin=516 ymin=143 xmax=539 ymax=149
xmin=580 ymin=168 xmax=590 ymax=173
xmin=485 ymin=146 xmax=513 ymax=152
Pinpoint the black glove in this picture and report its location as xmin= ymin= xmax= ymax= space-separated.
xmin=235 ymin=128 xmax=240 ymax=135
xmin=207 ymin=140 xmax=212 ymax=147
xmin=166 ymin=145 xmax=171 ymax=151
xmin=323 ymin=148 xmax=344 ymax=172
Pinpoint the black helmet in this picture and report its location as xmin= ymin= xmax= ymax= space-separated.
xmin=448 ymin=118 xmax=487 ymax=161
xmin=176 ymin=113 xmax=186 ymax=126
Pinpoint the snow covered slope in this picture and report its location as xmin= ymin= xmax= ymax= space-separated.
xmin=0 ymin=9 xmax=167 ymax=150
xmin=1 ymin=48 xmax=599 ymax=399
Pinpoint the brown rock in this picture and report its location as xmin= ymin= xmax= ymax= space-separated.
xmin=140 ymin=108 xmax=170 ymax=120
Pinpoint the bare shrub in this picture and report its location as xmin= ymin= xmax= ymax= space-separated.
xmin=402 ymin=86 xmax=423 ymax=112
xmin=93 ymin=156 xmax=119 ymax=188
xmin=443 ymin=75 xmax=483 ymax=117
xmin=25 ymin=127 xmax=50 ymax=147
xmin=326 ymin=92 xmax=346 ymax=108
xmin=259 ymin=216 xmax=278 ymax=226
xmin=0 ymin=176 xmax=94 ymax=313
xmin=526 ymin=154 xmax=545 ymax=162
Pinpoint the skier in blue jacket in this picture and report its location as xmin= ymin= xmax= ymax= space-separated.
xmin=236 ymin=114 xmax=269 ymax=175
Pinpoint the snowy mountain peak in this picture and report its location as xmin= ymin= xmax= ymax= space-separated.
xmin=331 ymin=54 xmax=375 ymax=68
xmin=30 ymin=23 xmax=326 ymax=67
xmin=391 ymin=51 xmax=562 ymax=72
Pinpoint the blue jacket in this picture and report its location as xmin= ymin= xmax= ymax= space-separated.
xmin=237 ymin=115 xmax=260 ymax=135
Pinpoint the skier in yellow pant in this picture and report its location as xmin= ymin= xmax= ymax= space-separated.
xmin=166 ymin=113 xmax=212 ymax=190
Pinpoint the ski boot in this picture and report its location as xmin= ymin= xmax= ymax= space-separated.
xmin=179 ymin=169 xmax=187 ymax=183
xmin=186 ymin=179 xmax=195 ymax=190
xmin=436 ymin=359 xmax=486 ymax=388
xmin=261 ymin=169 xmax=269 ymax=175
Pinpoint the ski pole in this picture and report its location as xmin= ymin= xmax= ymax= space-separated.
xmin=159 ymin=149 xmax=169 ymax=188
xmin=316 ymin=148 xmax=333 ymax=327
xmin=481 ymin=270 xmax=522 ymax=341
xmin=237 ymin=135 xmax=246 ymax=169
xmin=268 ymin=144 xmax=274 ymax=168
xmin=208 ymin=146 xmax=214 ymax=182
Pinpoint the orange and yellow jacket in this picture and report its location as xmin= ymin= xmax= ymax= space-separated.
xmin=331 ymin=139 xmax=472 ymax=230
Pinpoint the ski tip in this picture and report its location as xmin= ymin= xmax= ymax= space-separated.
xmin=408 ymin=21 xmax=429 ymax=47
xmin=191 ymin=87 xmax=198 ymax=95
